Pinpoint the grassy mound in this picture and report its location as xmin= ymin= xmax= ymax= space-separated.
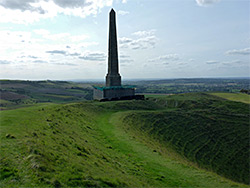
xmin=1 ymin=93 xmax=249 ymax=187
xmin=210 ymin=93 xmax=250 ymax=104
xmin=0 ymin=103 xmax=141 ymax=187
xmin=119 ymin=93 xmax=250 ymax=184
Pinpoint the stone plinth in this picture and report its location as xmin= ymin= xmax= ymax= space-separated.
xmin=93 ymin=86 xmax=135 ymax=100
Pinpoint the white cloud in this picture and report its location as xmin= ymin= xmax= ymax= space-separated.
xmin=0 ymin=29 xmax=102 ymax=68
xmin=196 ymin=0 xmax=220 ymax=7
xmin=70 ymin=34 xmax=89 ymax=42
xmin=0 ymin=0 xmax=114 ymax=24
xmin=33 ymin=29 xmax=50 ymax=36
xmin=119 ymin=54 xmax=134 ymax=65
xmin=33 ymin=29 xmax=89 ymax=43
xmin=226 ymin=48 xmax=250 ymax=55
xmin=148 ymin=54 xmax=180 ymax=63
xmin=148 ymin=54 xmax=182 ymax=66
xmin=119 ymin=30 xmax=157 ymax=50
xmin=119 ymin=37 xmax=133 ymax=44
xmin=206 ymin=60 xmax=219 ymax=64
xmin=118 ymin=10 xmax=129 ymax=15
xmin=79 ymin=51 xmax=106 ymax=61
xmin=132 ymin=30 xmax=156 ymax=37
xmin=222 ymin=60 xmax=248 ymax=67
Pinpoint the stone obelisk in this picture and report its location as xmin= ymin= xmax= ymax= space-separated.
xmin=106 ymin=9 xmax=121 ymax=87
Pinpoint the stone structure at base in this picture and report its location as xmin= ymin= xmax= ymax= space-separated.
xmin=93 ymin=86 xmax=135 ymax=100
xmin=93 ymin=9 xmax=135 ymax=101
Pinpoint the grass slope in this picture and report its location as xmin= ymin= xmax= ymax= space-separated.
xmin=0 ymin=93 xmax=249 ymax=187
xmin=118 ymin=93 xmax=250 ymax=184
xmin=210 ymin=93 xmax=250 ymax=104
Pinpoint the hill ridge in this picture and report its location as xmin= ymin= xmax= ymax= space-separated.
xmin=0 ymin=93 xmax=249 ymax=187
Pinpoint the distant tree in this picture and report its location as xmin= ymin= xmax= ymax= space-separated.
xmin=240 ymin=89 xmax=250 ymax=94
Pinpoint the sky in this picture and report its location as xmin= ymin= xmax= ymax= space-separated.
xmin=0 ymin=0 xmax=249 ymax=80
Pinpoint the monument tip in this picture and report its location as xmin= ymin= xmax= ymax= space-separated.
xmin=110 ymin=8 xmax=115 ymax=13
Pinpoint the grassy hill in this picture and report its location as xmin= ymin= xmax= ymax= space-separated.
xmin=0 ymin=93 xmax=249 ymax=187
xmin=210 ymin=93 xmax=250 ymax=104
xmin=118 ymin=93 xmax=249 ymax=184
xmin=0 ymin=80 xmax=93 ymax=110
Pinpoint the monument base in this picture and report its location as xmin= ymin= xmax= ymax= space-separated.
xmin=93 ymin=86 xmax=136 ymax=101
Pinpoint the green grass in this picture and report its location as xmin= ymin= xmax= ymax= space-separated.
xmin=145 ymin=94 xmax=172 ymax=98
xmin=0 ymin=93 xmax=249 ymax=187
xmin=0 ymin=99 xmax=13 ymax=105
xmin=210 ymin=93 xmax=250 ymax=104
xmin=117 ymin=93 xmax=250 ymax=184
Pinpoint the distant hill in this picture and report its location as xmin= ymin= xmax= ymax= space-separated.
xmin=1 ymin=78 xmax=249 ymax=110
xmin=0 ymin=80 xmax=93 ymax=110
xmin=131 ymin=78 xmax=250 ymax=94
xmin=0 ymin=93 xmax=249 ymax=187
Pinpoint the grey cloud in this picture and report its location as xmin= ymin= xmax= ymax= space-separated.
xmin=68 ymin=52 xmax=81 ymax=56
xmin=231 ymin=60 xmax=245 ymax=64
xmin=0 ymin=0 xmax=90 ymax=13
xmin=196 ymin=0 xmax=220 ymax=6
xmin=54 ymin=62 xmax=77 ymax=66
xmin=119 ymin=37 xmax=133 ymax=44
xmin=47 ymin=49 xmax=82 ymax=57
xmin=120 ymin=59 xmax=134 ymax=63
xmin=226 ymin=48 xmax=250 ymax=55
xmin=149 ymin=54 xmax=180 ymax=63
xmin=177 ymin=62 xmax=188 ymax=66
xmin=79 ymin=52 xmax=106 ymax=61
xmin=119 ymin=32 xmax=157 ymax=50
xmin=132 ymin=36 xmax=157 ymax=49
xmin=33 ymin=60 xmax=48 ymax=63
xmin=222 ymin=60 xmax=247 ymax=66
xmin=120 ymin=54 xmax=134 ymax=64
xmin=53 ymin=0 xmax=91 ymax=8
xmin=0 ymin=0 xmax=46 ymax=13
xmin=28 ymin=55 xmax=38 ymax=59
xmin=0 ymin=60 xmax=12 ymax=64
xmin=46 ymin=50 xmax=67 ymax=55
xmin=120 ymin=55 xmax=130 ymax=58
xmin=20 ymin=55 xmax=38 ymax=59
xmin=206 ymin=60 xmax=219 ymax=64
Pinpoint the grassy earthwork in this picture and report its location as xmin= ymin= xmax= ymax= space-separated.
xmin=0 ymin=93 xmax=249 ymax=187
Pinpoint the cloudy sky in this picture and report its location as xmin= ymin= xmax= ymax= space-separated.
xmin=0 ymin=0 xmax=249 ymax=80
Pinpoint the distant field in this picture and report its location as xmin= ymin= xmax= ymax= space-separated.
xmin=210 ymin=93 xmax=250 ymax=104
xmin=0 ymin=99 xmax=12 ymax=105
xmin=0 ymin=80 xmax=93 ymax=109
xmin=144 ymin=94 xmax=172 ymax=98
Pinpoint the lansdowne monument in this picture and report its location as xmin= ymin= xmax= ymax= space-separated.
xmin=93 ymin=9 xmax=136 ymax=100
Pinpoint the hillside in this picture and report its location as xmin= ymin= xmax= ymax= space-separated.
xmin=118 ymin=93 xmax=250 ymax=184
xmin=1 ymin=78 xmax=249 ymax=110
xmin=0 ymin=80 xmax=93 ymax=110
xmin=0 ymin=93 xmax=249 ymax=187
xmin=210 ymin=93 xmax=250 ymax=104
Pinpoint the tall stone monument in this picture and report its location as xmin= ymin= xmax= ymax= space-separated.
xmin=93 ymin=9 xmax=136 ymax=101
xmin=106 ymin=9 xmax=121 ymax=87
